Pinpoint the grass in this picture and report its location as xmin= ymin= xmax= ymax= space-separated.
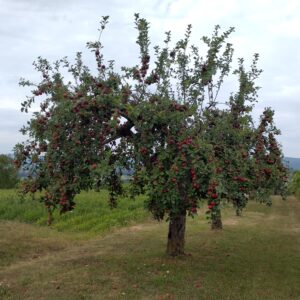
xmin=0 ymin=189 xmax=149 ymax=237
xmin=0 ymin=192 xmax=300 ymax=299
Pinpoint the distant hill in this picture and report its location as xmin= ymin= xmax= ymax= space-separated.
xmin=4 ymin=153 xmax=300 ymax=175
xmin=284 ymin=157 xmax=300 ymax=171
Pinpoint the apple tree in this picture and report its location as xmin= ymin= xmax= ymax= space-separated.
xmin=0 ymin=154 xmax=19 ymax=189
xmin=14 ymin=15 xmax=285 ymax=255
xmin=250 ymin=108 xmax=288 ymax=203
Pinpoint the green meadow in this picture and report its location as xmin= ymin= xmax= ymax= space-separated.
xmin=1 ymin=190 xmax=300 ymax=299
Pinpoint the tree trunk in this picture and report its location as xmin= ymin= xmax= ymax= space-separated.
xmin=236 ymin=208 xmax=242 ymax=216
xmin=47 ymin=208 xmax=53 ymax=226
xmin=167 ymin=213 xmax=186 ymax=256
xmin=211 ymin=208 xmax=223 ymax=230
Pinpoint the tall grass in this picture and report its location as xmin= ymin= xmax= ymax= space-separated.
xmin=0 ymin=189 xmax=149 ymax=235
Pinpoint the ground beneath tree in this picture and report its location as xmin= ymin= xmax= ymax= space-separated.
xmin=1 ymin=196 xmax=300 ymax=299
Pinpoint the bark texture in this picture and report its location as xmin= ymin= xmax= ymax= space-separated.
xmin=167 ymin=213 xmax=186 ymax=256
xmin=211 ymin=209 xmax=223 ymax=230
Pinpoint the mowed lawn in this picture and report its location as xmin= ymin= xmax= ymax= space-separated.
xmin=0 ymin=191 xmax=300 ymax=299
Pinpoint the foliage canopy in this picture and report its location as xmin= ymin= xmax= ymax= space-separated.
xmin=0 ymin=154 xmax=19 ymax=189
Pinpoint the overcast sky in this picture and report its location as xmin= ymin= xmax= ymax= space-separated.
xmin=0 ymin=0 xmax=299 ymax=157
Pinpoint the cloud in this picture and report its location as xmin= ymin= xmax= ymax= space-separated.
xmin=0 ymin=108 xmax=29 ymax=153
xmin=0 ymin=0 xmax=299 ymax=156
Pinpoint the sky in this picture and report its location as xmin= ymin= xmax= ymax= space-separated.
xmin=0 ymin=0 xmax=299 ymax=157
